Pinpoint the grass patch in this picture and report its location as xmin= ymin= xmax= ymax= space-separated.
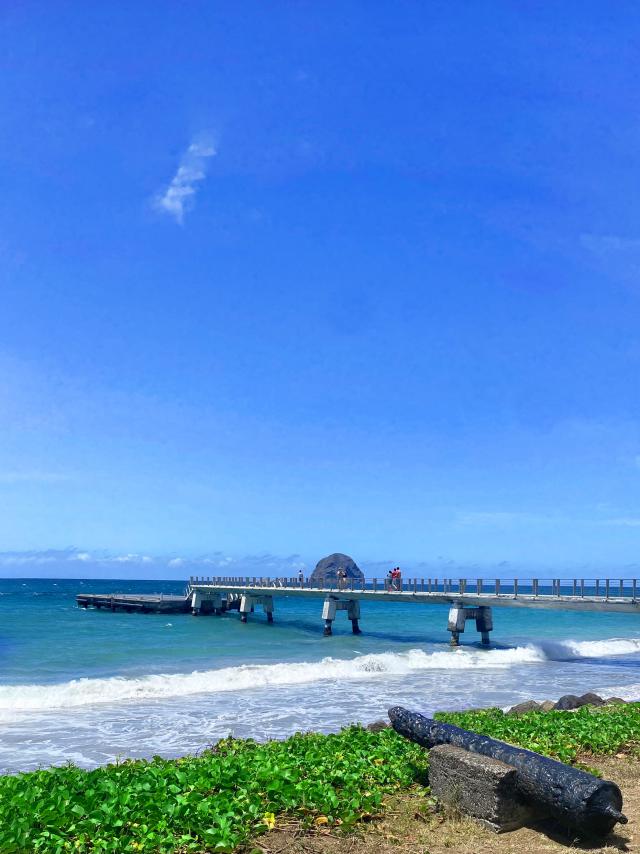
xmin=436 ymin=702 xmax=640 ymax=764
xmin=0 ymin=726 xmax=428 ymax=853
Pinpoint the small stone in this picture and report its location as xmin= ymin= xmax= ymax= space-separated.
xmin=605 ymin=697 xmax=626 ymax=705
xmin=366 ymin=720 xmax=390 ymax=732
xmin=540 ymin=700 xmax=555 ymax=712
xmin=578 ymin=692 xmax=605 ymax=707
xmin=507 ymin=700 xmax=541 ymax=715
xmin=554 ymin=694 xmax=584 ymax=711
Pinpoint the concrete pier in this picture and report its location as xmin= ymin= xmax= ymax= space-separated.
xmin=322 ymin=596 xmax=361 ymax=635
xmin=239 ymin=594 xmax=274 ymax=623
xmin=448 ymin=604 xmax=493 ymax=646
xmin=77 ymin=575 xmax=640 ymax=644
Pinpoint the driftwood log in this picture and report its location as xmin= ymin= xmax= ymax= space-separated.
xmin=388 ymin=706 xmax=627 ymax=837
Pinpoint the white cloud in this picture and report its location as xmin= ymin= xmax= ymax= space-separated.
xmin=0 ymin=471 xmax=71 ymax=484
xmin=154 ymin=136 xmax=217 ymax=224
xmin=455 ymin=511 xmax=538 ymax=527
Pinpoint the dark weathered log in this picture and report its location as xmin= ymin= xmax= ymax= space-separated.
xmin=388 ymin=706 xmax=627 ymax=837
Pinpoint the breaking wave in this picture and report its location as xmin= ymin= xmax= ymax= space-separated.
xmin=0 ymin=647 xmax=542 ymax=715
xmin=536 ymin=637 xmax=640 ymax=660
xmin=0 ymin=635 xmax=638 ymax=717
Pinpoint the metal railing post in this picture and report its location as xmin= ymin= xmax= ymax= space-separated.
xmin=514 ymin=579 xmax=518 ymax=597
xmin=605 ymin=579 xmax=610 ymax=600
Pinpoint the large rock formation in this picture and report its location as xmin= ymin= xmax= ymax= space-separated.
xmin=309 ymin=553 xmax=364 ymax=585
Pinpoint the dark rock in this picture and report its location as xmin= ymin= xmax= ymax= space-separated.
xmin=428 ymin=744 xmax=545 ymax=832
xmin=507 ymin=700 xmax=541 ymax=715
xmin=309 ymin=553 xmax=364 ymax=585
xmin=605 ymin=697 xmax=627 ymax=705
xmin=579 ymin=692 xmax=605 ymax=707
xmin=554 ymin=694 xmax=584 ymax=711
xmin=366 ymin=720 xmax=390 ymax=732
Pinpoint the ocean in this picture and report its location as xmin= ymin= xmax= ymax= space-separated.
xmin=1 ymin=577 xmax=639 ymax=774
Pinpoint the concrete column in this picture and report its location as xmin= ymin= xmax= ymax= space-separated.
xmin=447 ymin=605 xmax=467 ymax=646
xmin=475 ymin=606 xmax=493 ymax=646
xmin=191 ymin=590 xmax=202 ymax=616
xmin=347 ymin=599 xmax=361 ymax=634
xmin=263 ymin=595 xmax=274 ymax=623
xmin=322 ymin=597 xmax=337 ymax=635
xmin=239 ymin=594 xmax=251 ymax=623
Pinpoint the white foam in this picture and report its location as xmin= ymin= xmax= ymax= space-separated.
xmin=2 ymin=634 xmax=639 ymax=720
xmin=0 ymin=646 xmax=542 ymax=717
xmin=595 ymin=682 xmax=640 ymax=702
xmin=536 ymin=637 xmax=640 ymax=660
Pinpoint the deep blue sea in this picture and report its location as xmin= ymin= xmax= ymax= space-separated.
xmin=1 ymin=577 xmax=640 ymax=773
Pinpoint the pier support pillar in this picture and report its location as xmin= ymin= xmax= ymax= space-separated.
xmin=191 ymin=591 xmax=203 ymax=616
xmin=447 ymin=604 xmax=493 ymax=646
xmin=322 ymin=597 xmax=337 ymax=635
xmin=239 ymin=594 xmax=275 ymax=624
xmin=447 ymin=605 xmax=466 ymax=646
xmin=321 ymin=597 xmax=362 ymax=635
xmin=347 ymin=599 xmax=361 ymax=634
xmin=476 ymin=606 xmax=493 ymax=646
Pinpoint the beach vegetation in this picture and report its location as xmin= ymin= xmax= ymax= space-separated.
xmin=437 ymin=702 xmax=640 ymax=764
xmin=2 ymin=704 xmax=639 ymax=852
xmin=0 ymin=725 xmax=427 ymax=853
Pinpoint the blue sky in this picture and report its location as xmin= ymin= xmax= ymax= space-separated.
xmin=1 ymin=1 xmax=640 ymax=574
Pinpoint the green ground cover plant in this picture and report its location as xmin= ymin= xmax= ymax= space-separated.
xmin=437 ymin=702 xmax=640 ymax=763
xmin=3 ymin=704 xmax=639 ymax=853
xmin=0 ymin=726 xmax=427 ymax=853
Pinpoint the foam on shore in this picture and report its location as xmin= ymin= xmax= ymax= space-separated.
xmin=1 ymin=634 xmax=639 ymax=717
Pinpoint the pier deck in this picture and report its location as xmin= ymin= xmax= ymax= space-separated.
xmin=188 ymin=580 xmax=640 ymax=613
xmin=76 ymin=593 xmax=190 ymax=614
xmin=77 ymin=575 xmax=639 ymax=644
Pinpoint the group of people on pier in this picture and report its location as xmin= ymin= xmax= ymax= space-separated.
xmin=386 ymin=566 xmax=403 ymax=591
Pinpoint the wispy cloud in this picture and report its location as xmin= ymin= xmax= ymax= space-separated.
xmin=0 ymin=471 xmax=72 ymax=485
xmin=0 ymin=549 xmax=308 ymax=579
xmin=602 ymin=517 xmax=640 ymax=528
xmin=580 ymin=234 xmax=640 ymax=287
xmin=154 ymin=136 xmax=216 ymax=224
xmin=455 ymin=511 xmax=541 ymax=527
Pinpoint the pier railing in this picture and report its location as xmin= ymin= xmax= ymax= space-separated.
xmin=188 ymin=576 xmax=638 ymax=600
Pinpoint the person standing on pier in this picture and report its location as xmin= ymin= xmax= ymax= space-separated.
xmin=391 ymin=567 xmax=402 ymax=591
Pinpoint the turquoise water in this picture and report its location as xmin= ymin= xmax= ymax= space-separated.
xmin=1 ymin=578 xmax=640 ymax=772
